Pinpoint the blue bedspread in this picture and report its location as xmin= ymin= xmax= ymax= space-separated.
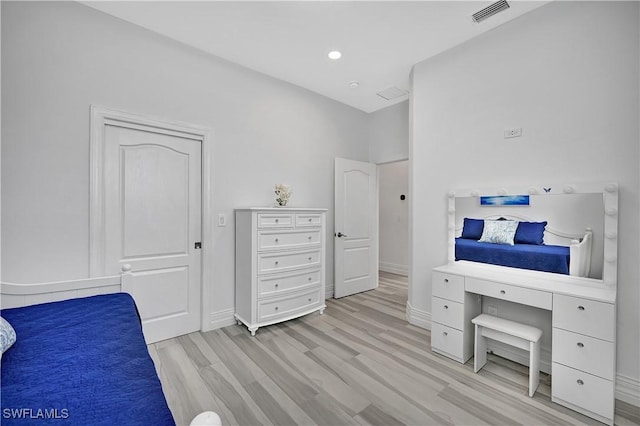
xmin=1 ymin=293 xmax=175 ymax=426
xmin=455 ymin=238 xmax=570 ymax=274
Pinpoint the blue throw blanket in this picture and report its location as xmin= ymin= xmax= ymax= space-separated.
xmin=1 ymin=293 xmax=175 ymax=425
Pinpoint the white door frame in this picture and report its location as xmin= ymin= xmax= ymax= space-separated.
xmin=89 ymin=105 xmax=214 ymax=333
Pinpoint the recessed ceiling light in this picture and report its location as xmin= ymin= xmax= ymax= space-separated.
xmin=349 ymin=81 xmax=360 ymax=89
xmin=328 ymin=51 xmax=342 ymax=60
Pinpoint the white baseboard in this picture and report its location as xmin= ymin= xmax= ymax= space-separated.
xmin=209 ymin=308 xmax=236 ymax=331
xmin=406 ymin=301 xmax=431 ymax=329
xmin=379 ymin=262 xmax=408 ymax=276
xmin=616 ymin=373 xmax=640 ymax=407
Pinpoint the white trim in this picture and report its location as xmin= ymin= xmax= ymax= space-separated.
xmin=616 ymin=373 xmax=640 ymax=407
xmin=209 ymin=308 xmax=237 ymax=330
xmin=325 ymin=282 xmax=334 ymax=299
xmin=406 ymin=300 xmax=431 ymax=329
xmin=379 ymin=262 xmax=408 ymax=276
xmin=89 ymin=105 xmax=214 ymax=335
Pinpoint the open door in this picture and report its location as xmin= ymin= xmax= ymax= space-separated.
xmin=334 ymin=158 xmax=378 ymax=298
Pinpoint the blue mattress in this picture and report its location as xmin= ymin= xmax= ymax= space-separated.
xmin=1 ymin=293 xmax=175 ymax=426
xmin=455 ymin=238 xmax=570 ymax=274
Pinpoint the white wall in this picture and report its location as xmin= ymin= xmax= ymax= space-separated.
xmin=379 ymin=161 xmax=408 ymax=275
xmin=1 ymin=2 xmax=370 ymax=320
xmin=368 ymin=101 xmax=409 ymax=164
xmin=410 ymin=1 xmax=639 ymax=399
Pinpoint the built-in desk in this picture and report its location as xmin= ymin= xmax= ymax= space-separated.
xmin=431 ymin=261 xmax=616 ymax=425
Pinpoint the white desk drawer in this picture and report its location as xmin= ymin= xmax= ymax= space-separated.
xmin=552 ymin=362 xmax=614 ymax=421
xmin=258 ymin=250 xmax=321 ymax=274
xmin=466 ymin=278 xmax=552 ymax=310
xmin=295 ymin=213 xmax=322 ymax=227
xmin=257 ymin=213 xmax=293 ymax=228
xmin=432 ymin=297 xmax=465 ymax=330
xmin=258 ymin=269 xmax=321 ymax=298
xmin=552 ymin=328 xmax=614 ymax=380
xmin=553 ymin=294 xmax=614 ymax=341
xmin=258 ymin=230 xmax=320 ymax=251
xmin=431 ymin=322 xmax=464 ymax=359
xmin=258 ymin=287 xmax=321 ymax=323
xmin=432 ymin=271 xmax=465 ymax=303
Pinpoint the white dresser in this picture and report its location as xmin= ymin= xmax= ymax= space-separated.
xmin=431 ymin=261 xmax=617 ymax=425
xmin=235 ymin=208 xmax=327 ymax=336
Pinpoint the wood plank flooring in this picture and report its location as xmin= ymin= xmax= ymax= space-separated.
xmin=148 ymin=272 xmax=640 ymax=426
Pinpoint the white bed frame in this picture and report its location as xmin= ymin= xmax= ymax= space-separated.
xmin=0 ymin=265 xmax=133 ymax=310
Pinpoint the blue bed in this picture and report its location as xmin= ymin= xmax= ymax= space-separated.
xmin=455 ymin=237 xmax=570 ymax=274
xmin=1 ymin=293 xmax=175 ymax=426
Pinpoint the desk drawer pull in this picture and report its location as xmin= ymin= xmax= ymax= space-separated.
xmin=444 ymin=278 xmax=449 ymax=283
xmin=443 ymin=331 xmax=448 ymax=336
xmin=444 ymin=305 xmax=449 ymax=310
xmin=500 ymin=290 xmax=506 ymax=295
xmin=577 ymin=379 xmax=584 ymax=386
xmin=578 ymin=305 xmax=585 ymax=311
xmin=577 ymin=342 xmax=584 ymax=348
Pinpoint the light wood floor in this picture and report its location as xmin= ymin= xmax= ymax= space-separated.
xmin=149 ymin=272 xmax=640 ymax=426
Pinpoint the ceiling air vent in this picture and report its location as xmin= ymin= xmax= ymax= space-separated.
xmin=376 ymin=86 xmax=408 ymax=101
xmin=472 ymin=0 xmax=510 ymax=23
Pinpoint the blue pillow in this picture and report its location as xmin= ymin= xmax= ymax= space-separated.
xmin=0 ymin=316 xmax=16 ymax=354
xmin=461 ymin=218 xmax=484 ymax=240
xmin=515 ymin=221 xmax=547 ymax=245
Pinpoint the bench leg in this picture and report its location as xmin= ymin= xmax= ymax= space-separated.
xmin=528 ymin=340 xmax=540 ymax=397
xmin=474 ymin=324 xmax=487 ymax=373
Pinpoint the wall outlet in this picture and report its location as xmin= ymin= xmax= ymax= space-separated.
xmin=504 ymin=127 xmax=522 ymax=138
xmin=488 ymin=305 xmax=498 ymax=316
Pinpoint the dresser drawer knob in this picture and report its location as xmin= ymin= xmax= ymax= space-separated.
xmin=444 ymin=305 xmax=449 ymax=310
xmin=275 ymin=306 xmax=279 ymax=311
xmin=308 ymin=277 xmax=312 ymax=281
xmin=275 ymin=238 xmax=279 ymax=243
xmin=274 ymin=261 xmax=279 ymax=265
xmin=275 ymin=284 xmax=279 ymax=288
xmin=275 ymin=219 xmax=279 ymax=223
xmin=308 ymin=236 xmax=312 ymax=240
xmin=443 ymin=331 xmax=448 ymax=336
xmin=444 ymin=278 xmax=449 ymax=283
xmin=578 ymin=305 xmax=585 ymax=311
xmin=308 ymin=257 xmax=312 ymax=261
xmin=308 ymin=218 xmax=312 ymax=222
xmin=577 ymin=379 xmax=584 ymax=386
xmin=308 ymin=298 xmax=312 ymax=302
xmin=500 ymin=290 xmax=506 ymax=295
xmin=577 ymin=342 xmax=584 ymax=348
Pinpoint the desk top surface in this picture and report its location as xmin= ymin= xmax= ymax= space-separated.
xmin=434 ymin=261 xmax=616 ymax=304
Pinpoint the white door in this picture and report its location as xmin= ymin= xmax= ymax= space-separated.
xmin=102 ymin=124 xmax=202 ymax=343
xmin=334 ymin=158 xmax=378 ymax=298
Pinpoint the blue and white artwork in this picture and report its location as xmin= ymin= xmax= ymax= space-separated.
xmin=480 ymin=195 xmax=530 ymax=206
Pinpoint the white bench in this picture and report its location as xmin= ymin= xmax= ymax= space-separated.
xmin=471 ymin=314 xmax=542 ymax=397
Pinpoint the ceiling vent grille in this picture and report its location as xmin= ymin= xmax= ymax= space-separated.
xmin=376 ymin=86 xmax=408 ymax=101
xmin=472 ymin=0 xmax=510 ymax=23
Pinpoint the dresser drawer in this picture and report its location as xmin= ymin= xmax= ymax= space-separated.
xmin=257 ymin=213 xmax=293 ymax=228
xmin=431 ymin=322 xmax=464 ymax=360
xmin=258 ymin=230 xmax=320 ymax=251
xmin=257 ymin=288 xmax=321 ymax=323
xmin=552 ymin=328 xmax=614 ymax=380
xmin=258 ymin=269 xmax=321 ymax=298
xmin=552 ymin=362 xmax=614 ymax=421
xmin=432 ymin=297 xmax=465 ymax=330
xmin=432 ymin=271 xmax=465 ymax=303
xmin=466 ymin=278 xmax=552 ymax=310
xmin=258 ymin=250 xmax=320 ymax=274
xmin=553 ymin=294 xmax=614 ymax=341
xmin=295 ymin=213 xmax=323 ymax=227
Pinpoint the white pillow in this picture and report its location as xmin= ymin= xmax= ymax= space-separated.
xmin=478 ymin=220 xmax=519 ymax=245
xmin=0 ymin=316 xmax=16 ymax=354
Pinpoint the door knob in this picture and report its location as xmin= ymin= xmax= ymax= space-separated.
xmin=336 ymin=232 xmax=348 ymax=238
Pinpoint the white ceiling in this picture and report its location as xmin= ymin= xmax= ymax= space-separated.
xmin=83 ymin=1 xmax=550 ymax=113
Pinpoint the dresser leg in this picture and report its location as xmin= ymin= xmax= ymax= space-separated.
xmin=249 ymin=327 xmax=258 ymax=336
